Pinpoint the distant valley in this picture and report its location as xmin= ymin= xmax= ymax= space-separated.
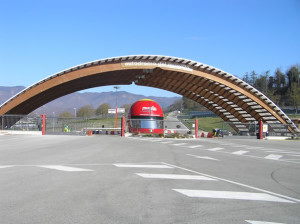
xmin=0 ymin=86 xmax=180 ymax=115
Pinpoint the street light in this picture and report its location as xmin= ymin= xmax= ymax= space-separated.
xmin=114 ymin=86 xmax=120 ymax=130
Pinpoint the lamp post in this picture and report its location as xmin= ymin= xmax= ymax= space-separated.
xmin=114 ymin=86 xmax=120 ymax=130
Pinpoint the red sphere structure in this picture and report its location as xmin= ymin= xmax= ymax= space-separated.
xmin=128 ymin=99 xmax=164 ymax=134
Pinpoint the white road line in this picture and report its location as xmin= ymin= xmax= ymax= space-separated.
xmin=232 ymin=150 xmax=249 ymax=155
xmin=263 ymin=151 xmax=286 ymax=153
xmin=186 ymin=154 xmax=219 ymax=161
xmin=38 ymin=165 xmax=93 ymax=172
xmin=136 ymin=173 xmax=217 ymax=181
xmin=114 ymin=164 xmax=173 ymax=169
xmin=218 ymin=143 xmax=234 ymax=146
xmin=172 ymin=143 xmax=187 ymax=146
xmin=162 ymin=162 xmax=300 ymax=203
xmin=159 ymin=141 xmax=174 ymax=144
xmin=246 ymin=146 xmax=264 ymax=149
xmin=231 ymin=145 xmax=247 ymax=148
xmin=264 ymin=154 xmax=283 ymax=160
xmin=172 ymin=189 xmax=294 ymax=203
xmin=0 ymin=165 xmax=14 ymax=169
xmin=188 ymin=145 xmax=203 ymax=148
xmin=276 ymin=151 xmax=300 ymax=155
xmin=206 ymin=147 xmax=223 ymax=151
xmin=245 ymin=220 xmax=286 ymax=224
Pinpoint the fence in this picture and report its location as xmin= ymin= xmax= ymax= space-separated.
xmin=44 ymin=116 xmax=122 ymax=135
xmin=0 ymin=114 xmax=42 ymax=131
xmin=1 ymin=114 xmax=297 ymax=137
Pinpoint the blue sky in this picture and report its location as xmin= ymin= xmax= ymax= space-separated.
xmin=1 ymin=0 xmax=299 ymax=97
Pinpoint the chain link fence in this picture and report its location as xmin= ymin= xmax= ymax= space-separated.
xmin=0 ymin=115 xmax=42 ymax=131
xmin=44 ymin=117 xmax=122 ymax=135
xmin=1 ymin=115 xmax=298 ymax=137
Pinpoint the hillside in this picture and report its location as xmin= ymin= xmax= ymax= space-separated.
xmin=0 ymin=86 xmax=180 ymax=115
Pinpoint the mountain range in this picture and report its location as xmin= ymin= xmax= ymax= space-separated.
xmin=0 ymin=86 xmax=180 ymax=115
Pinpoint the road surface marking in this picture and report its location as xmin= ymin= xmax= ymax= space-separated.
xmin=206 ymin=147 xmax=223 ymax=151
xmin=232 ymin=150 xmax=249 ymax=155
xmin=114 ymin=164 xmax=173 ymax=169
xmin=232 ymin=145 xmax=247 ymax=148
xmin=0 ymin=165 xmax=14 ymax=169
xmin=159 ymin=141 xmax=174 ymax=144
xmin=136 ymin=173 xmax=217 ymax=181
xmin=188 ymin=145 xmax=203 ymax=148
xmin=162 ymin=162 xmax=300 ymax=203
xmin=172 ymin=143 xmax=187 ymax=146
xmin=246 ymin=146 xmax=264 ymax=149
xmin=38 ymin=165 xmax=93 ymax=172
xmin=172 ymin=189 xmax=294 ymax=203
xmin=218 ymin=143 xmax=234 ymax=146
xmin=186 ymin=154 xmax=219 ymax=161
xmin=245 ymin=221 xmax=286 ymax=224
xmin=264 ymin=154 xmax=283 ymax=160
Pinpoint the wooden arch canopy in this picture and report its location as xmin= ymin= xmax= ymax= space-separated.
xmin=0 ymin=55 xmax=298 ymax=134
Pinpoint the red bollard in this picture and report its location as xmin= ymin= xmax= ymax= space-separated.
xmin=259 ymin=120 xmax=263 ymax=140
xmin=195 ymin=118 xmax=198 ymax=139
xmin=121 ymin=116 xmax=125 ymax=137
xmin=40 ymin=114 xmax=46 ymax=135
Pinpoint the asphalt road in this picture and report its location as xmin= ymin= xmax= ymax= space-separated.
xmin=0 ymin=134 xmax=299 ymax=224
xmin=164 ymin=112 xmax=190 ymax=134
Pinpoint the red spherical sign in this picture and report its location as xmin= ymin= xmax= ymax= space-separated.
xmin=128 ymin=99 xmax=164 ymax=134
xmin=128 ymin=99 xmax=163 ymax=118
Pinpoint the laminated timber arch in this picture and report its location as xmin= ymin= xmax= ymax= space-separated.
xmin=0 ymin=55 xmax=298 ymax=135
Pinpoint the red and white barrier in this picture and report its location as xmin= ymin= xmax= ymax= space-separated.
xmin=105 ymin=131 xmax=121 ymax=135
xmin=199 ymin=132 xmax=214 ymax=138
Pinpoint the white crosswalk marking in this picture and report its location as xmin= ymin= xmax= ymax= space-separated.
xmin=172 ymin=189 xmax=294 ymax=203
xmin=172 ymin=143 xmax=187 ymax=146
xmin=245 ymin=221 xmax=286 ymax=224
xmin=159 ymin=141 xmax=173 ymax=144
xmin=38 ymin=165 xmax=93 ymax=172
xmin=264 ymin=154 xmax=283 ymax=160
xmin=232 ymin=145 xmax=247 ymax=148
xmin=187 ymin=154 xmax=219 ymax=161
xmin=232 ymin=150 xmax=249 ymax=155
xmin=0 ymin=165 xmax=14 ymax=169
xmin=206 ymin=147 xmax=223 ymax=151
xmin=136 ymin=173 xmax=217 ymax=181
xmin=188 ymin=145 xmax=203 ymax=148
xmin=114 ymin=164 xmax=173 ymax=169
xmin=246 ymin=146 xmax=264 ymax=149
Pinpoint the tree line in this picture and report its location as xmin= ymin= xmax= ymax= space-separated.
xmin=165 ymin=64 xmax=300 ymax=114
xmin=242 ymin=65 xmax=300 ymax=113
xmin=59 ymin=103 xmax=131 ymax=118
